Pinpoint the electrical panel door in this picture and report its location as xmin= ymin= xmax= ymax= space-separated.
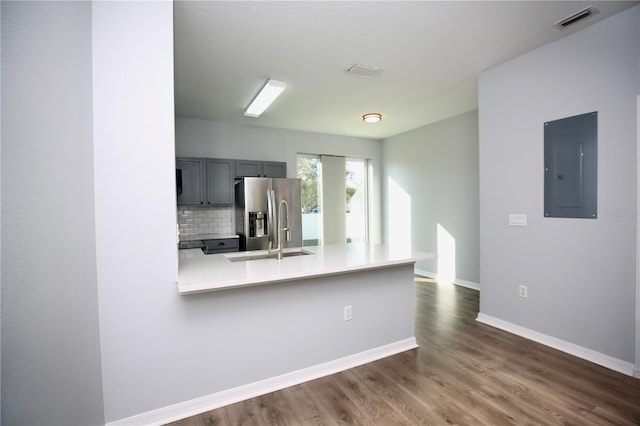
xmin=544 ymin=111 xmax=597 ymax=219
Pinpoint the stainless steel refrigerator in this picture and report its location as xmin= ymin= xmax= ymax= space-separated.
xmin=235 ymin=177 xmax=302 ymax=251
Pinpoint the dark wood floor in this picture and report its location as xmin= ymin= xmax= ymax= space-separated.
xmin=167 ymin=276 xmax=640 ymax=425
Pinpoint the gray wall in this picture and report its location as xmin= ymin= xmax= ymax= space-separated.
xmin=1 ymin=2 xmax=105 ymax=425
xmin=383 ymin=111 xmax=479 ymax=285
xmin=478 ymin=5 xmax=639 ymax=363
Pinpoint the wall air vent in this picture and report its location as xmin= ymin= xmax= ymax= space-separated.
xmin=553 ymin=6 xmax=599 ymax=30
xmin=346 ymin=63 xmax=383 ymax=79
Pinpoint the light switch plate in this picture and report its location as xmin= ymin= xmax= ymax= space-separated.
xmin=509 ymin=214 xmax=528 ymax=226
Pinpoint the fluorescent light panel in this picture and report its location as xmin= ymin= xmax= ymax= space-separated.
xmin=244 ymin=79 xmax=287 ymax=117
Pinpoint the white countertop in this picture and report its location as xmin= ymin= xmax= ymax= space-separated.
xmin=178 ymin=243 xmax=435 ymax=294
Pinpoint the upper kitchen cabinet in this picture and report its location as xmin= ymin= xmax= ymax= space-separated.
xmin=262 ymin=161 xmax=287 ymax=178
xmin=176 ymin=158 xmax=234 ymax=206
xmin=205 ymin=159 xmax=233 ymax=205
xmin=176 ymin=158 xmax=204 ymax=205
xmin=235 ymin=160 xmax=286 ymax=178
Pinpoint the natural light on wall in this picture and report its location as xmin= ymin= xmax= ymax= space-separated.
xmin=387 ymin=177 xmax=411 ymax=252
xmin=437 ymin=223 xmax=456 ymax=285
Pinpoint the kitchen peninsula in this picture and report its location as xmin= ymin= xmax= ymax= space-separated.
xmin=170 ymin=242 xmax=434 ymax=421
xmin=178 ymin=243 xmax=434 ymax=294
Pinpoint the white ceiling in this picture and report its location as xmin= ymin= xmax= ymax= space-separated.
xmin=173 ymin=1 xmax=637 ymax=140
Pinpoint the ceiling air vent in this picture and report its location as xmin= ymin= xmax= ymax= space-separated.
xmin=346 ymin=63 xmax=383 ymax=79
xmin=553 ymin=6 xmax=599 ymax=30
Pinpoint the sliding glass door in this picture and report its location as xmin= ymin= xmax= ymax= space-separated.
xmin=297 ymin=155 xmax=322 ymax=246
xmin=297 ymin=154 xmax=369 ymax=246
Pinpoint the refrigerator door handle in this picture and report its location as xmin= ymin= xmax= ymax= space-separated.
xmin=267 ymin=189 xmax=275 ymax=248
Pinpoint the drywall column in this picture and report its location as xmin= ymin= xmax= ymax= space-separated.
xmin=92 ymin=1 xmax=177 ymax=421
xmin=1 ymin=2 xmax=105 ymax=425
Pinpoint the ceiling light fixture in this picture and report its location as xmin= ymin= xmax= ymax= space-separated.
xmin=244 ymin=79 xmax=287 ymax=118
xmin=362 ymin=113 xmax=382 ymax=123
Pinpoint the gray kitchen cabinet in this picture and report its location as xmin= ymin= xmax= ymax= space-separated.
xmin=235 ymin=160 xmax=286 ymax=178
xmin=262 ymin=161 xmax=287 ymax=178
xmin=177 ymin=157 xmax=285 ymax=205
xmin=176 ymin=158 xmax=234 ymax=206
xmin=201 ymin=237 xmax=239 ymax=254
xmin=235 ymin=160 xmax=262 ymax=177
xmin=176 ymin=158 xmax=205 ymax=205
xmin=205 ymin=159 xmax=233 ymax=205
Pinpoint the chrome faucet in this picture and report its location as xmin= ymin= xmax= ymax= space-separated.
xmin=268 ymin=199 xmax=290 ymax=260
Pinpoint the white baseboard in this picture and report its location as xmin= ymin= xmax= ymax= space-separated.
xmin=107 ymin=337 xmax=418 ymax=426
xmin=476 ymin=313 xmax=636 ymax=378
xmin=414 ymin=269 xmax=480 ymax=291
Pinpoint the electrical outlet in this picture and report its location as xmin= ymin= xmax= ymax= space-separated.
xmin=519 ymin=285 xmax=528 ymax=298
xmin=344 ymin=305 xmax=352 ymax=321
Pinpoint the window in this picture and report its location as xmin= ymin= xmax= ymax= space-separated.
xmin=297 ymin=154 xmax=369 ymax=246
xmin=297 ymin=155 xmax=322 ymax=246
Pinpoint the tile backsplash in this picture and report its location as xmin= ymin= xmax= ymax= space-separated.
xmin=177 ymin=205 xmax=233 ymax=237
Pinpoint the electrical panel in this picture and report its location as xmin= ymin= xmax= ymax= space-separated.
xmin=544 ymin=111 xmax=597 ymax=219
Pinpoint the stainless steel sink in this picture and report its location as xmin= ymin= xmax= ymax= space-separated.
xmin=226 ymin=249 xmax=313 ymax=262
